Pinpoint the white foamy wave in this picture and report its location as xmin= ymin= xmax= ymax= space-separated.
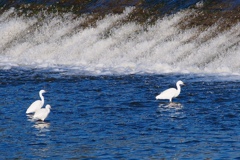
xmin=0 ymin=8 xmax=240 ymax=75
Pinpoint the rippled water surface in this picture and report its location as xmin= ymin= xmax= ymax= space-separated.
xmin=0 ymin=69 xmax=240 ymax=159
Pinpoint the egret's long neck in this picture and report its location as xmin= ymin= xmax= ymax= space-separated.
xmin=40 ymin=92 xmax=44 ymax=104
xmin=46 ymin=106 xmax=51 ymax=112
xmin=176 ymin=83 xmax=181 ymax=96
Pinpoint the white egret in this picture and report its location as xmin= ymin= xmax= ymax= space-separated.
xmin=33 ymin=104 xmax=51 ymax=121
xmin=156 ymin=80 xmax=184 ymax=102
xmin=26 ymin=90 xmax=46 ymax=114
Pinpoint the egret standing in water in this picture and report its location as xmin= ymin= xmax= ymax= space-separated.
xmin=33 ymin=104 xmax=51 ymax=121
xmin=26 ymin=90 xmax=46 ymax=114
xmin=156 ymin=80 xmax=184 ymax=102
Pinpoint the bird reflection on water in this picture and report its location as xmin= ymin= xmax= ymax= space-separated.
xmin=27 ymin=114 xmax=50 ymax=131
xmin=33 ymin=121 xmax=50 ymax=130
xmin=157 ymin=102 xmax=186 ymax=119
xmin=159 ymin=102 xmax=183 ymax=109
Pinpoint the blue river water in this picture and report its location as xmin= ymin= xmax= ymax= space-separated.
xmin=0 ymin=69 xmax=239 ymax=159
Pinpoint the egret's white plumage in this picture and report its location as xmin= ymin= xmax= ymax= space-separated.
xmin=33 ymin=104 xmax=51 ymax=121
xmin=26 ymin=90 xmax=46 ymax=114
xmin=156 ymin=80 xmax=184 ymax=102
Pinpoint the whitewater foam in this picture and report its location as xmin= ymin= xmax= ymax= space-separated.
xmin=0 ymin=8 xmax=239 ymax=75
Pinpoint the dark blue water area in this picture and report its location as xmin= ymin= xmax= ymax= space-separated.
xmin=0 ymin=69 xmax=240 ymax=159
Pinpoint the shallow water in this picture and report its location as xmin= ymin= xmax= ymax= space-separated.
xmin=0 ymin=69 xmax=240 ymax=159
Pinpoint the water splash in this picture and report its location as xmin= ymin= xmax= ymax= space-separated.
xmin=0 ymin=7 xmax=239 ymax=75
